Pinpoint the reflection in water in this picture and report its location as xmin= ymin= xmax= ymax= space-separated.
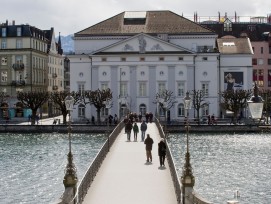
xmin=167 ymin=133 xmax=271 ymax=204
xmin=0 ymin=133 xmax=107 ymax=204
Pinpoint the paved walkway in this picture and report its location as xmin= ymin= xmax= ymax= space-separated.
xmin=82 ymin=122 xmax=177 ymax=204
xmin=17 ymin=115 xmax=64 ymax=125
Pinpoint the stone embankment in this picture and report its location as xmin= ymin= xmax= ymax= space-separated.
xmin=0 ymin=123 xmax=268 ymax=133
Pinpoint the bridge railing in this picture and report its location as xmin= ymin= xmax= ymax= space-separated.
xmin=70 ymin=121 xmax=125 ymax=204
xmin=155 ymin=118 xmax=213 ymax=204
xmin=155 ymin=118 xmax=181 ymax=203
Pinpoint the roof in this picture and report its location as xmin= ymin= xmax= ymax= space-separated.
xmin=217 ymin=36 xmax=253 ymax=54
xmin=75 ymin=10 xmax=215 ymax=36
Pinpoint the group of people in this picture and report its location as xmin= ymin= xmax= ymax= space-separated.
xmin=125 ymin=112 xmax=154 ymax=123
xmin=144 ymin=134 xmax=166 ymax=167
xmin=124 ymin=119 xmax=147 ymax=142
xmin=207 ymin=114 xmax=217 ymax=125
xmin=124 ymin=118 xmax=166 ymax=167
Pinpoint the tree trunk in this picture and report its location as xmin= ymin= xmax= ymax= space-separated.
xmin=96 ymin=109 xmax=101 ymax=124
xmin=31 ymin=110 xmax=37 ymax=125
xmin=63 ymin=112 xmax=68 ymax=125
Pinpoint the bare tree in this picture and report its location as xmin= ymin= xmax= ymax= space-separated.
xmin=17 ymin=91 xmax=49 ymax=125
xmin=191 ymin=90 xmax=206 ymax=125
xmin=84 ymin=88 xmax=113 ymax=124
xmin=50 ymin=91 xmax=82 ymax=124
xmin=154 ymin=89 xmax=177 ymax=121
xmin=220 ymin=89 xmax=252 ymax=124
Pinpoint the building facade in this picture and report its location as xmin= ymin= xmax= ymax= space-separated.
xmin=0 ymin=20 xmax=64 ymax=119
xmin=198 ymin=13 xmax=271 ymax=90
xmin=69 ymin=11 xmax=253 ymax=122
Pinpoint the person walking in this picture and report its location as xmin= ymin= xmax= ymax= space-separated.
xmin=144 ymin=134 xmax=154 ymax=162
xmin=140 ymin=120 xmax=147 ymax=141
xmin=132 ymin=123 xmax=139 ymax=141
xmin=158 ymin=138 xmax=166 ymax=167
xmin=125 ymin=120 xmax=133 ymax=141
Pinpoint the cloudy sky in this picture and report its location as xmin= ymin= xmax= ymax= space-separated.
xmin=1 ymin=0 xmax=271 ymax=36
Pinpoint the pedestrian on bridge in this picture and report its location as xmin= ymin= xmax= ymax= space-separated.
xmin=144 ymin=134 xmax=154 ymax=162
xmin=125 ymin=120 xmax=133 ymax=141
xmin=133 ymin=122 xmax=139 ymax=141
xmin=140 ymin=120 xmax=147 ymax=141
xmin=158 ymin=138 xmax=166 ymax=167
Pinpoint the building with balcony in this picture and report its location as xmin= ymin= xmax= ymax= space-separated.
xmin=0 ymin=21 xmax=64 ymax=119
xmin=68 ymin=11 xmax=253 ymax=121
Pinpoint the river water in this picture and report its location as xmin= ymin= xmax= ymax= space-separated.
xmin=167 ymin=132 xmax=271 ymax=204
xmin=0 ymin=132 xmax=271 ymax=204
xmin=0 ymin=133 xmax=107 ymax=204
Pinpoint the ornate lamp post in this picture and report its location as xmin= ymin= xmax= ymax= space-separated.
xmin=247 ymin=82 xmax=264 ymax=119
xmin=181 ymin=91 xmax=194 ymax=204
xmin=63 ymin=95 xmax=77 ymax=190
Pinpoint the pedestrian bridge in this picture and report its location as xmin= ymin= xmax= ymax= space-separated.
xmin=57 ymin=119 xmax=213 ymax=204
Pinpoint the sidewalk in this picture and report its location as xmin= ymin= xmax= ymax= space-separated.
xmin=17 ymin=115 xmax=64 ymax=125
xmin=82 ymin=122 xmax=177 ymax=204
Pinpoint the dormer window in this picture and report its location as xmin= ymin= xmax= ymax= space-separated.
xmin=17 ymin=27 xmax=22 ymax=36
xmin=224 ymin=19 xmax=232 ymax=32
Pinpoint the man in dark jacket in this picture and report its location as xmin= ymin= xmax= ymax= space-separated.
xmin=125 ymin=120 xmax=133 ymax=141
xmin=140 ymin=120 xmax=147 ymax=141
xmin=158 ymin=138 xmax=166 ymax=167
xmin=144 ymin=134 xmax=154 ymax=162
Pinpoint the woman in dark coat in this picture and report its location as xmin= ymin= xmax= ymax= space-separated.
xmin=158 ymin=138 xmax=166 ymax=167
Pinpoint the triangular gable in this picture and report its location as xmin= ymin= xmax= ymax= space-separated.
xmin=92 ymin=33 xmax=194 ymax=55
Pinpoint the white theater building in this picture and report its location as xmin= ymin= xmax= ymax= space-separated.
xmin=68 ymin=11 xmax=253 ymax=122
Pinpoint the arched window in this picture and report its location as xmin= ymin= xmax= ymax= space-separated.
xmin=78 ymin=104 xmax=85 ymax=117
xmin=178 ymin=103 xmax=185 ymax=117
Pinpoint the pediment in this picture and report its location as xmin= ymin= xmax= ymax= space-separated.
xmin=93 ymin=33 xmax=193 ymax=54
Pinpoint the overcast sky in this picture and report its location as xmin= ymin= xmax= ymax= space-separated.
xmin=1 ymin=0 xmax=271 ymax=36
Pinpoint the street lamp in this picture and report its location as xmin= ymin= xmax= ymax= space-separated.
xmin=181 ymin=91 xmax=194 ymax=204
xmin=103 ymin=99 xmax=112 ymax=151
xmin=63 ymin=95 xmax=77 ymax=191
xmin=247 ymin=82 xmax=264 ymax=119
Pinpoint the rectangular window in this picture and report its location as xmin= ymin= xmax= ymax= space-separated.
xmin=252 ymin=58 xmax=257 ymax=65
xmin=78 ymin=83 xmax=85 ymax=95
xmin=158 ymin=82 xmax=166 ymax=94
xmin=78 ymin=105 xmax=85 ymax=117
xmin=258 ymin=69 xmax=264 ymax=86
xmin=1 ymin=71 xmax=7 ymax=82
xmin=1 ymin=39 xmax=7 ymax=49
xmin=121 ymin=57 xmax=126 ymax=61
xmin=268 ymin=59 xmax=271 ymax=65
xmin=2 ymin=28 xmax=6 ymax=37
xmin=16 ymin=39 xmax=22 ymax=48
xmin=102 ymin=57 xmax=107 ymax=62
xmin=120 ymin=82 xmax=127 ymax=97
xmin=202 ymin=57 xmax=208 ymax=61
xmin=258 ymin=58 xmax=264 ymax=65
xmin=101 ymin=83 xmax=108 ymax=90
xmin=140 ymin=57 xmax=145 ymax=61
xmin=17 ymin=27 xmax=22 ymax=36
xmin=201 ymin=104 xmax=209 ymax=116
xmin=139 ymin=82 xmax=146 ymax=97
xmin=179 ymin=57 xmax=183 ymax=61
xmin=177 ymin=82 xmax=185 ymax=97
xmin=269 ymin=47 xmax=271 ymax=54
xmin=202 ymin=83 xmax=209 ymax=97
xmin=261 ymin=47 xmax=263 ymax=54
xmin=178 ymin=104 xmax=185 ymax=117
xmin=15 ymin=55 xmax=23 ymax=64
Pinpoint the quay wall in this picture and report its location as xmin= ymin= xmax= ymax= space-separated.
xmin=0 ymin=124 xmax=267 ymax=133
